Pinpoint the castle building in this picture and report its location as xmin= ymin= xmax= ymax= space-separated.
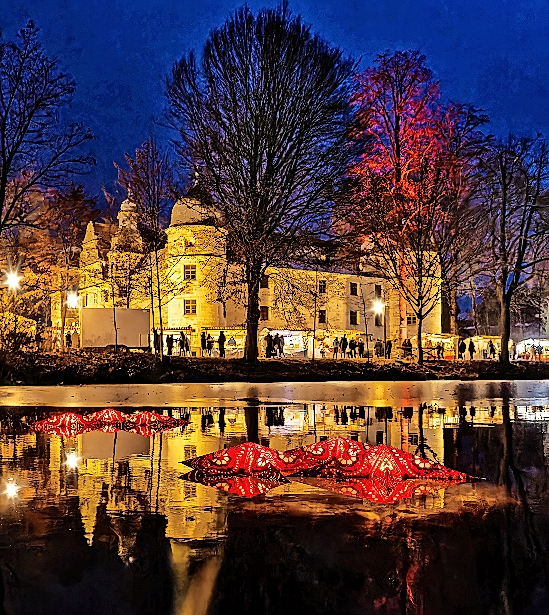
xmin=55 ymin=190 xmax=442 ymax=356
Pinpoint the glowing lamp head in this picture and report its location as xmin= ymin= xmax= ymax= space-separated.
xmin=4 ymin=270 xmax=22 ymax=292
xmin=373 ymin=299 xmax=384 ymax=315
xmin=66 ymin=292 xmax=79 ymax=309
xmin=4 ymin=479 xmax=20 ymax=499
xmin=65 ymin=452 xmax=80 ymax=469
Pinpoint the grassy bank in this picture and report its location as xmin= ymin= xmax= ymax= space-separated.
xmin=0 ymin=351 xmax=548 ymax=385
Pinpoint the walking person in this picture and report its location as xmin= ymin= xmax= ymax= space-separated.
xmin=278 ymin=334 xmax=285 ymax=357
xmin=374 ymin=339 xmax=383 ymax=358
xmin=218 ymin=330 xmax=226 ymax=358
xmin=468 ymin=339 xmax=475 ymax=360
xmin=349 ymin=338 xmax=357 ymax=358
xmin=179 ymin=332 xmax=186 ymax=356
xmin=458 ymin=339 xmax=466 ymax=359
xmin=65 ymin=331 xmax=72 ymax=349
xmin=207 ymin=334 xmax=214 ymax=356
xmin=153 ymin=329 xmax=160 ymax=354
xmin=166 ymin=334 xmax=174 ymax=356
xmin=340 ymin=335 xmax=348 ymax=357
xmin=358 ymin=338 xmax=364 ymax=358
xmin=385 ymin=339 xmax=392 ymax=359
xmin=201 ymin=332 xmax=207 ymax=357
xmin=333 ymin=337 xmax=339 ymax=359
xmin=272 ymin=333 xmax=280 ymax=357
xmin=265 ymin=331 xmax=273 ymax=358
xmin=488 ymin=340 xmax=496 ymax=359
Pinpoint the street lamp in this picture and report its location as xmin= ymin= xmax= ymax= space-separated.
xmin=3 ymin=270 xmax=22 ymax=346
xmin=5 ymin=271 xmax=22 ymax=292
xmin=373 ymin=298 xmax=387 ymax=358
xmin=66 ymin=291 xmax=79 ymax=309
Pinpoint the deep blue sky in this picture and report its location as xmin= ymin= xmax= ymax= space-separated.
xmin=2 ymin=0 xmax=549 ymax=200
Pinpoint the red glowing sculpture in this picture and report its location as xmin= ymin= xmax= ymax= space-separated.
xmin=184 ymin=442 xmax=287 ymax=476
xmin=181 ymin=437 xmax=469 ymax=500
xmin=31 ymin=410 xmax=187 ymax=438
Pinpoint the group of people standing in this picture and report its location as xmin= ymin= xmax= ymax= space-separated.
xmin=264 ymin=332 xmax=285 ymax=358
xmin=201 ymin=331 xmax=226 ymax=357
xmin=152 ymin=329 xmax=227 ymax=357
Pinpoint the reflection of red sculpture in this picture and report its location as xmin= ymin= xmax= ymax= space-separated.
xmin=305 ymin=477 xmax=464 ymax=503
xmin=181 ymin=438 xmax=469 ymax=500
xmin=31 ymin=410 xmax=187 ymax=438
xmin=182 ymin=470 xmax=288 ymax=498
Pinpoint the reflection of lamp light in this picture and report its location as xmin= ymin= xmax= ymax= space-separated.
xmin=65 ymin=452 xmax=80 ymax=469
xmin=4 ymin=270 xmax=22 ymax=292
xmin=66 ymin=291 xmax=79 ymax=309
xmin=4 ymin=479 xmax=19 ymax=498
xmin=373 ymin=299 xmax=384 ymax=314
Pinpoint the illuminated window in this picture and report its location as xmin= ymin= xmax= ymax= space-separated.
xmin=260 ymin=306 xmax=269 ymax=320
xmin=350 ymin=282 xmax=358 ymax=296
xmin=260 ymin=274 xmax=269 ymax=288
xmin=184 ymin=445 xmax=197 ymax=459
xmin=375 ymin=284 xmax=382 ymax=299
xmin=184 ymin=264 xmax=196 ymax=280
xmin=350 ymin=311 xmax=358 ymax=325
xmin=318 ymin=280 xmax=327 ymax=294
xmin=407 ymin=314 xmax=417 ymax=326
xmin=184 ymin=299 xmax=197 ymax=315
xmin=318 ymin=310 xmax=326 ymax=324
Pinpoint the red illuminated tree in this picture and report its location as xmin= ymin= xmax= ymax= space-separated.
xmin=348 ymin=50 xmax=488 ymax=362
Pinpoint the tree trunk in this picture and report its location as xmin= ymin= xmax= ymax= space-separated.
xmin=244 ymin=263 xmax=261 ymax=362
xmin=149 ymin=258 xmax=156 ymax=351
xmin=154 ymin=248 xmax=164 ymax=358
xmin=417 ymin=315 xmax=423 ymax=364
xmin=500 ymin=294 xmax=511 ymax=364
xmin=399 ymin=292 xmax=407 ymax=345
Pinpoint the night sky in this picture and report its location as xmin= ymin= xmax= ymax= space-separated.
xmin=2 ymin=0 xmax=549 ymax=200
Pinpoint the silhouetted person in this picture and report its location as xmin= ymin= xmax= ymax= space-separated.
xmin=468 ymin=339 xmax=475 ymax=360
xmin=218 ymin=331 xmax=226 ymax=357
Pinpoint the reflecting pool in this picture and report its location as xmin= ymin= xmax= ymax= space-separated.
xmin=0 ymin=382 xmax=548 ymax=614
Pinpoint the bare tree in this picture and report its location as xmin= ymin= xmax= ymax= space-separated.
xmin=479 ymin=136 xmax=549 ymax=363
xmin=166 ymin=4 xmax=355 ymax=361
xmin=116 ymin=137 xmax=174 ymax=356
xmin=0 ymin=22 xmax=93 ymax=234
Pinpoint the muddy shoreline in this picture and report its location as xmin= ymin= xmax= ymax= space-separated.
xmin=0 ymin=351 xmax=548 ymax=385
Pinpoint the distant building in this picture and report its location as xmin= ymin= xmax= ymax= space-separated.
xmin=51 ymin=189 xmax=442 ymax=355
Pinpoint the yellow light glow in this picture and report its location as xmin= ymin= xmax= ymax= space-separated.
xmin=4 ymin=270 xmax=22 ymax=292
xmin=66 ymin=292 xmax=79 ymax=309
xmin=373 ymin=299 xmax=384 ymax=314
xmin=4 ymin=479 xmax=20 ymax=498
xmin=65 ymin=452 xmax=80 ymax=469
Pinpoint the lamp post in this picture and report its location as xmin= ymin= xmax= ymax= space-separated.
xmin=4 ymin=270 xmax=22 ymax=348
xmin=373 ymin=298 xmax=387 ymax=359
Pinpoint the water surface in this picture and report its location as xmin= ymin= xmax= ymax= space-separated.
xmin=0 ymin=381 xmax=547 ymax=614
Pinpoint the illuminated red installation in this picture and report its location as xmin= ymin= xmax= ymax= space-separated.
xmin=280 ymin=436 xmax=371 ymax=475
xmin=182 ymin=470 xmax=289 ymax=498
xmin=181 ymin=437 xmax=469 ymax=499
xmin=184 ymin=442 xmax=288 ymax=475
xmin=31 ymin=410 xmax=188 ymax=438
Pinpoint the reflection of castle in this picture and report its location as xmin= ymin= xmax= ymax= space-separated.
xmin=52 ymin=189 xmax=442 ymax=352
